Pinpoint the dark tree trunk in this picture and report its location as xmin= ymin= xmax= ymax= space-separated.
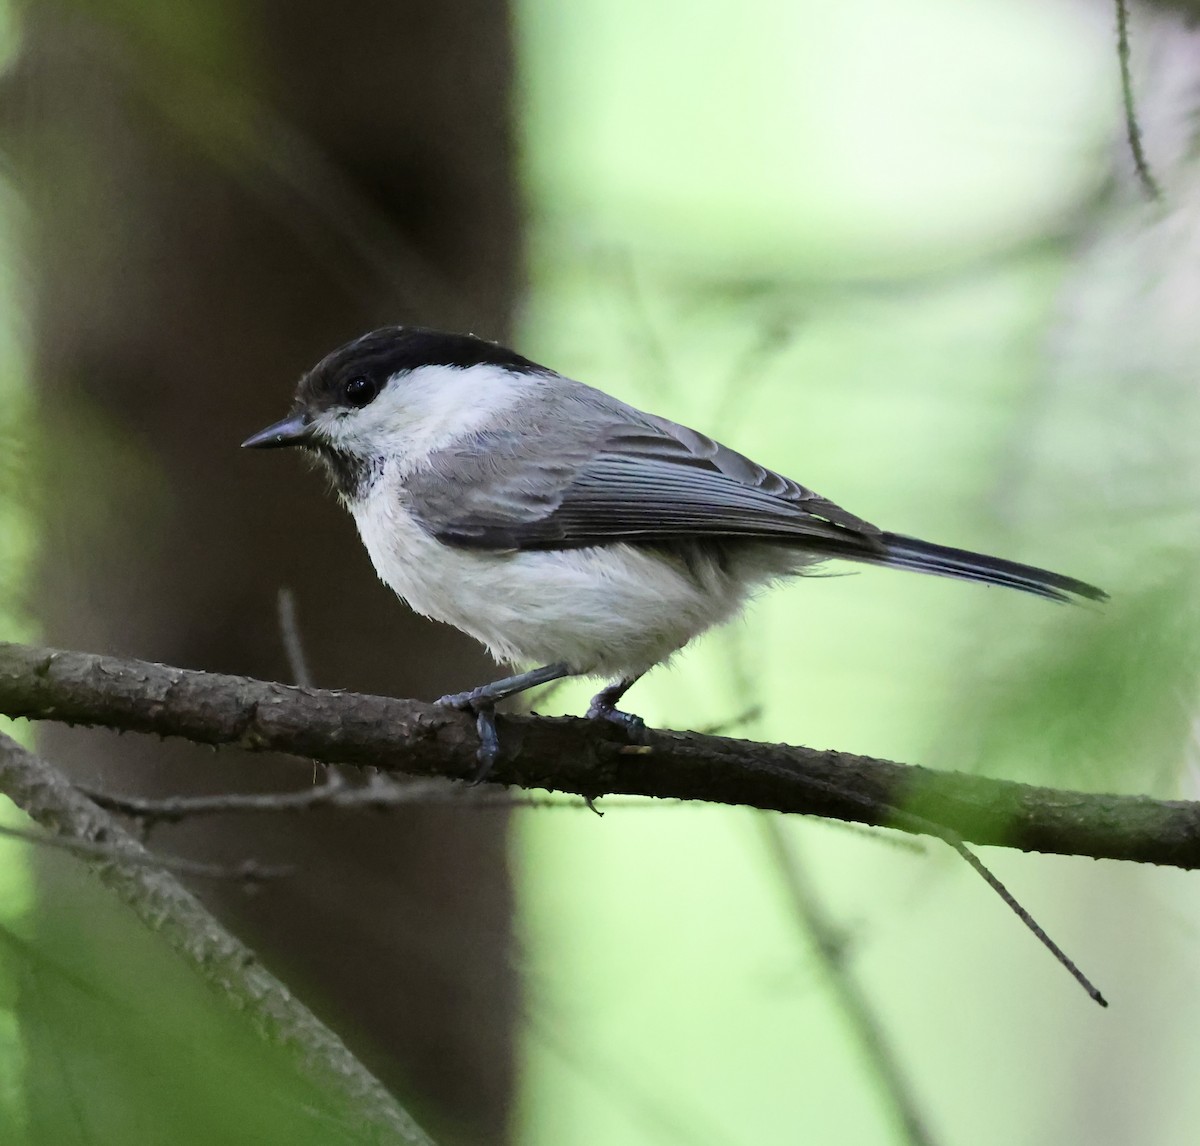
xmin=6 ymin=2 xmax=521 ymax=1142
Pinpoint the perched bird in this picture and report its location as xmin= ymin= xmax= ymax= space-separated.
xmin=243 ymin=326 xmax=1105 ymax=774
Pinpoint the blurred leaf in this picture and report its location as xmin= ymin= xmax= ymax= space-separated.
xmin=957 ymin=565 xmax=1200 ymax=792
xmin=16 ymin=847 xmax=403 ymax=1146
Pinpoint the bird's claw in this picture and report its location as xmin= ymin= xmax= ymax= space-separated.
xmin=586 ymin=700 xmax=648 ymax=744
xmin=436 ymin=687 xmax=484 ymax=710
xmin=436 ymin=691 xmax=501 ymax=782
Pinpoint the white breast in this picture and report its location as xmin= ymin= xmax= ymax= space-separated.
xmin=350 ymin=471 xmax=794 ymax=680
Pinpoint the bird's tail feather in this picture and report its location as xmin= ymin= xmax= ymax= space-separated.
xmin=809 ymin=531 xmax=1106 ymax=604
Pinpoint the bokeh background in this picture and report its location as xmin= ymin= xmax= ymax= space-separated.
xmin=2 ymin=0 xmax=1200 ymax=1143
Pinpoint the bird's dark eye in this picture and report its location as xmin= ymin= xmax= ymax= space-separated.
xmin=343 ymin=376 xmax=380 ymax=409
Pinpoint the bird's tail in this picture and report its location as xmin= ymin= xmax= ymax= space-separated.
xmin=810 ymin=531 xmax=1106 ymax=604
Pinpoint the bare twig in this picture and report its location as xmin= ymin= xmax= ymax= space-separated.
xmin=710 ymin=316 xmax=797 ymax=433
xmin=883 ymin=806 xmax=1106 ymax=1006
xmin=526 ymin=1006 xmax=732 ymax=1146
xmin=81 ymin=772 xmax=601 ymax=825
xmin=0 ymin=820 xmax=292 ymax=883
xmin=1116 ymin=0 xmax=1164 ymax=200
xmin=276 ymin=586 xmax=313 ymax=689
xmin=0 ymin=641 xmax=1198 ymax=869
xmin=85 ymin=27 xmax=460 ymax=319
xmin=810 ymin=818 xmax=928 ymax=856
xmin=694 ymin=704 xmax=763 ymax=738
xmin=0 ymin=730 xmax=436 ymax=1146
xmin=276 ymin=584 xmax=324 ymax=782
xmin=938 ymin=832 xmax=1106 ymax=1006
xmin=761 ymin=818 xmax=939 ymax=1146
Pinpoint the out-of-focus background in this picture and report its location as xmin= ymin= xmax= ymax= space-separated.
xmin=1 ymin=0 xmax=1199 ymax=1143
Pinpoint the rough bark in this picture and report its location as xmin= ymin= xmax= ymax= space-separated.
xmin=3 ymin=641 xmax=1198 ymax=870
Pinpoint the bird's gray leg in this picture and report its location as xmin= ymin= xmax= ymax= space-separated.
xmin=438 ymin=663 xmax=573 ymax=781
xmin=586 ymin=674 xmax=647 ymax=741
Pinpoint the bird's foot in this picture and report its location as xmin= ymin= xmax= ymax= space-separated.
xmin=436 ymin=690 xmax=502 ymax=783
xmin=586 ymin=697 xmax=648 ymax=743
xmin=436 ymin=664 xmax=573 ymax=784
xmin=436 ymin=685 xmax=491 ymax=711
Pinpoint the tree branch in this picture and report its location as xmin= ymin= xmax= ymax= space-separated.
xmin=0 ymin=640 xmax=1196 ymax=868
xmin=0 ymin=727 xmax=435 ymax=1146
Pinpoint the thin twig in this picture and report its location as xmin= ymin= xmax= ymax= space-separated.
xmin=694 ymin=705 xmax=763 ymax=738
xmin=81 ymin=772 xmax=603 ymax=824
xmin=276 ymin=586 xmax=313 ymax=689
xmin=886 ymin=807 xmax=1107 ymax=1007
xmin=761 ymin=818 xmax=939 ymax=1146
xmin=526 ymin=1006 xmax=732 ymax=1146
xmin=939 ymin=832 xmax=1107 ymax=1006
xmin=606 ymin=247 xmax=677 ymax=402
xmin=812 ymin=818 xmax=928 ymax=856
xmin=1116 ymin=0 xmax=1163 ymax=201
xmin=759 ymin=760 xmax=1106 ymax=1005
xmin=86 ymin=30 xmax=460 ymax=318
xmin=0 ymin=730 xmax=436 ymax=1146
xmin=710 ymin=316 xmax=797 ymax=433
xmin=0 ymin=820 xmax=293 ymax=883
xmin=276 ymin=585 xmax=324 ymax=782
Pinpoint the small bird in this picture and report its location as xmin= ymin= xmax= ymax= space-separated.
xmin=244 ymin=326 xmax=1105 ymax=775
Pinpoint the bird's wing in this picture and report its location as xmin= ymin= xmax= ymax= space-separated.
xmin=403 ymin=385 xmax=882 ymax=551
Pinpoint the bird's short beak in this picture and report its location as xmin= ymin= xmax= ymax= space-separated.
xmin=241 ymin=414 xmax=313 ymax=449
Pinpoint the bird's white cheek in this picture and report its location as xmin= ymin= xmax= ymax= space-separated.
xmin=321 ymin=365 xmax=542 ymax=467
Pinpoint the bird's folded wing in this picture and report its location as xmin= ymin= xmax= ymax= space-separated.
xmin=404 ymin=395 xmax=882 ymax=551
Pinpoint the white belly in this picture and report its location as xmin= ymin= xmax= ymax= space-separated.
xmin=351 ymin=484 xmax=793 ymax=679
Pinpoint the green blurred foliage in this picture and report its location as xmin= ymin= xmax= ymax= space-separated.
xmin=6 ymin=842 xmax=400 ymax=1146
xmin=957 ymin=570 xmax=1200 ymax=792
xmin=514 ymin=1 xmax=1200 ymax=1145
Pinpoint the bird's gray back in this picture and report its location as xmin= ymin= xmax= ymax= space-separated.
xmin=401 ymin=376 xmax=882 ymax=551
